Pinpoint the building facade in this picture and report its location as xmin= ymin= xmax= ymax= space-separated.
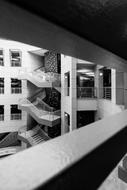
xmin=0 ymin=39 xmax=126 ymax=156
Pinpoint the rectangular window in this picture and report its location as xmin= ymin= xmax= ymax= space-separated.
xmin=10 ymin=50 xmax=21 ymax=67
xmin=64 ymin=72 xmax=70 ymax=96
xmin=0 ymin=49 xmax=4 ymax=66
xmin=0 ymin=78 xmax=4 ymax=94
xmin=0 ymin=105 xmax=4 ymax=121
xmin=64 ymin=112 xmax=70 ymax=133
xmin=10 ymin=105 xmax=22 ymax=120
xmin=11 ymin=78 xmax=22 ymax=94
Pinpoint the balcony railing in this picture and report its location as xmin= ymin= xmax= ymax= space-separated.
xmin=36 ymin=97 xmax=54 ymax=112
xmin=11 ymin=87 xmax=22 ymax=94
xmin=0 ymin=87 xmax=4 ymax=94
xmin=19 ymin=68 xmax=61 ymax=86
xmin=77 ymin=87 xmax=97 ymax=98
xmin=19 ymin=98 xmax=61 ymax=121
xmin=11 ymin=113 xmax=22 ymax=120
xmin=99 ymin=87 xmax=111 ymax=100
xmin=0 ymin=114 xmax=4 ymax=121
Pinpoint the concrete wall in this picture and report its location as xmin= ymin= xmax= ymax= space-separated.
xmin=61 ymin=55 xmax=77 ymax=134
xmin=0 ymin=39 xmax=40 ymax=132
xmin=77 ymin=99 xmax=97 ymax=111
xmin=26 ymin=52 xmax=44 ymax=72
xmin=116 ymin=71 xmax=124 ymax=105
xmin=27 ymin=81 xmax=40 ymax=99
xmin=124 ymin=73 xmax=127 ymax=109
xmin=96 ymin=99 xmax=124 ymax=119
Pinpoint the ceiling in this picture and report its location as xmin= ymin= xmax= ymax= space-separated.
xmin=7 ymin=0 xmax=127 ymax=60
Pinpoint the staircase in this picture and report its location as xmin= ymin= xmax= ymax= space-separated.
xmin=18 ymin=67 xmax=61 ymax=88
xmin=18 ymin=125 xmax=50 ymax=147
xmin=28 ymin=89 xmax=46 ymax=103
xmin=19 ymin=98 xmax=61 ymax=127
xmin=0 ymin=132 xmax=18 ymax=148
xmin=30 ymin=134 xmax=45 ymax=145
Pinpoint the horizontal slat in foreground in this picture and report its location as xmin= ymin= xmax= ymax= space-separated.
xmin=0 ymin=110 xmax=127 ymax=190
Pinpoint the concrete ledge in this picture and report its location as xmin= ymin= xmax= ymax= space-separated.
xmin=0 ymin=110 xmax=126 ymax=189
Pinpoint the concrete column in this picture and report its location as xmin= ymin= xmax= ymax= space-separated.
xmin=21 ymin=141 xmax=27 ymax=149
xmin=4 ymin=47 xmax=10 ymax=67
xmin=4 ymin=104 xmax=10 ymax=123
xmin=61 ymin=55 xmax=77 ymax=134
xmin=94 ymin=65 xmax=100 ymax=98
xmin=70 ymin=58 xmax=77 ymax=132
xmin=111 ymin=69 xmax=116 ymax=104
xmin=116 ymin=71 xmax=124 ymax=105
xmin=124 ymin=72 xmax=127 ymax=109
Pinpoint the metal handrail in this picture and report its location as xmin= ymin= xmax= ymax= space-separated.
xmin=36 ymin=97 xmax=54 ymax=112
xmin=77 ymin=87 xmax=97 ymax=98
xmin=99 ymin=87 xmax=111 ymax=100
xmin=19 ymin=98 xmax=61 ymax=121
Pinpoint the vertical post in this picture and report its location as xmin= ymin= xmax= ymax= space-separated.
xmin=70 ymin=58 xmax=77 ymax=132
xmin=111 ymin=69 xmax=116 ymax=104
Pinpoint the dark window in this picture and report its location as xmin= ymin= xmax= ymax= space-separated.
xmin=0 ymin=78 xmax=4 ymax=94
xmin=64 ymin=72 xmax=70 ymax=96
xmin=0 ymin=105 xmax=4 ymax=121
xmin=10 ymin=105 xmax=22 ymax=120
xmin=64 ymin=112 xmax=70 ymax=133
xmin=10 ymin=50 xmax=21 ymax=67
xmin=0 ymin=49 xmax=4 ymax=66
xmin=11 ymin=78 xmax=22 ymax=94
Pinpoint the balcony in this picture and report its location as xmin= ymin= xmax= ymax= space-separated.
xmin=18 ymin=98 xmax=61 ymax=127
xmin=18 ymin=67 xmax=61 ymax=88
xmin=77 ymin=87 xmax=97 ymax=99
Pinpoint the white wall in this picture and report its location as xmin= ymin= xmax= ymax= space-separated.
xmin=96 ymin=99 xmax=124 ymax=119
xmin=77 ymin=99 xmax=97 ymax=111
xmin=61 ymin=55 xmax=77 ymax=134
xmin=0 ymin=39 xmax=40 ymax=132
xmin=25 ymin=52 xmax=44 ymax=72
